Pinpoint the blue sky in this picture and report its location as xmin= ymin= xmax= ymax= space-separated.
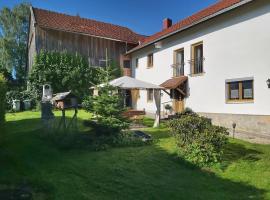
xmin=0 ymin=0 xmax=217 ymax=35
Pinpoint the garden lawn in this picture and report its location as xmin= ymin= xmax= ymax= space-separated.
xmin=0 ymin=110 xmax=270 ymax=199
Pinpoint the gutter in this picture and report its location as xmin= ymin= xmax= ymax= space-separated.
xmin=126 ymin=0 xmax=254 ymax=54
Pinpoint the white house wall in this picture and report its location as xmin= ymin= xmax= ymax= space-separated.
xmin=132 ymin=0 xmax=270 ymax=116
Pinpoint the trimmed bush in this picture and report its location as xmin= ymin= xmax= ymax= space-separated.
xmin=168 ymin=113 xmax=228 ymax=166
xmin=0 ymin=74 xmax=7 ymax=126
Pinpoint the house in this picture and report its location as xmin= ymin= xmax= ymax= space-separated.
xmin=27 ymin=7 xmax=145 ymax=75
xmin=126 ymin=0 xmax=270 ymax=136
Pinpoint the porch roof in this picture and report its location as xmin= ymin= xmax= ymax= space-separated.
xmin=160 ymin=76 xmax=188 ymax=89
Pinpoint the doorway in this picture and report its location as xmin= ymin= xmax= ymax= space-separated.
xmin=171 ymin=89 xmax=184 ymax=113
xmin=124 ymin=90 xmax=132 ymax=108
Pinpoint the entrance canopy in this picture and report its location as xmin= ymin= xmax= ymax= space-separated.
xmin=160 ymin=76 xmax=188 ymax=98
xmin=160 ymin=76 xmax=188 ymax=89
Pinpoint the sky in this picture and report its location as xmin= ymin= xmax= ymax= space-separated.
xmin=0 ymin=0 xmax=218 ymax=36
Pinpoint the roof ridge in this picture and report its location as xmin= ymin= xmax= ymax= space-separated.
xmin=32 ymin=7 xmax=147 ymax=44
xmin=128 ymin=0 xmax=253 ymax=53
xmin=32 ymin=7 xmax=139 ymax=34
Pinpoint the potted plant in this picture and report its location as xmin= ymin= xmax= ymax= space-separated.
xmin=165 ymin=104 xmax=172 ymax=115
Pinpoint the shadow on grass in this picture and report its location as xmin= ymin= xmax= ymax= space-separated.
xmin=220 ymin=141 xmax=262 ymax=170
xmin=0 ymin=117 xmax=266 ymax=200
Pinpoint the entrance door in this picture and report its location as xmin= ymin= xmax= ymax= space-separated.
xmin=173 ymin=99 xmax=184 ymax=113
xmin=171 ymin=89 xmax=184 ymax=113
xmin=124 ymin=90 xmax=132 ymax=108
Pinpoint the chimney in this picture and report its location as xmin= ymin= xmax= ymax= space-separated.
xmin=163 ymin=18 xmax=172 ymax=30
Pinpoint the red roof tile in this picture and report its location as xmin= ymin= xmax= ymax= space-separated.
xmin=32 ymin=7 xmax=146 ymax=44
xmin=129 ymin=0 xmax=252 ymax=52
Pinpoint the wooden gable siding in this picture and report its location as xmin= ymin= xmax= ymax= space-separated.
xmin=34 ymin=26 xmax=136 ymax=67
xmin=27 ymin=13 xmax=37 ymax=73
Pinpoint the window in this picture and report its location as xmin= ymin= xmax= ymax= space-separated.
xmin=174 ymin=49 xmax=184 ymax=76
xmin=147 ymin=89 xmax=154 ymax=102
xmin=147 ymin=53 xmax=153 ymax=68
xmin=123 ymin=60 xmax=131 ymax=69
xmin=242 ymin=80 xmax=253 ymax=99
xmin=136 ymin=58 xmax=139 ymax=68
xmin=191 ymin=42 xmax=203 ymax=74
xmin=226 ymin=79 xmax=254 ymax=102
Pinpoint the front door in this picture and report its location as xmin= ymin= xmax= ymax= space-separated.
xmin=171 ymin=89 xmax=184 ymax=113
xmin=124 ymin=90 xmax=132 ymax=108
xmin=173 ymin=99 xmax=184 ymax=113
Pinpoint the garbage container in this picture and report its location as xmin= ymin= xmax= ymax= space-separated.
xmin=23 ymin=100 xmax=31 ymax=110
xmin=12 ymin=100 xmax=21 ymax=112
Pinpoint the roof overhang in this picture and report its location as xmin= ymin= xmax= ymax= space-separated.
xmin=160 ymin=76 xmax=188 ymax=89
xmin=126 ymin=0 xmax=254 ymax=54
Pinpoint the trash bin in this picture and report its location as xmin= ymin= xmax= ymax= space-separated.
xmin=12 ymin=100 xmax=21 ymax=112
xmin=23 ymin=100 xmax=31 ymax=110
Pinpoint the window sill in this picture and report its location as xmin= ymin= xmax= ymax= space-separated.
xmin=226 ymin=100 xmax=254 ymax=104
xmin=189 ymin=72 xmax=205 ymax=77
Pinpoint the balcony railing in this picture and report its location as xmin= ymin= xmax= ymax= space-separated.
xmin=188 ymin=57 xmax=205 ymax=74
xmin=171 ymin=63 xmax=185 ymax=76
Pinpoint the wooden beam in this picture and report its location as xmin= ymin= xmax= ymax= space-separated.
xmin=162 ymin=89 xmax=171 ymax=96
xmin=176 ymin=88 xmax=185 ymax=96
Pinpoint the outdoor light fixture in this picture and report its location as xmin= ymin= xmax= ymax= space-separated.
xmin=232 ymin=122 xmax=236 ymax=139
xmin=267 ymin=79 xmax=270 ymax=88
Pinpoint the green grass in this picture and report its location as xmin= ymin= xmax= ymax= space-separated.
xmin=0 ymin=110 xmax=270 ymax=199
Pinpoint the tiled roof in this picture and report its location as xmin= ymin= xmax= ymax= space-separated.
xmin=129 ymin=0 xmax=253 ymax=53
xmin=160 ymin=76 xmax=188 ymax=89
xmin=32 ymin=7 xmax=146 ymax=44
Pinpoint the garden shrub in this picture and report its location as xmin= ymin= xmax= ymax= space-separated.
xmin=29 ymin=50 xmax=100 ymax=100
xmin=168 ymin=113 xmax=228 ymax=166
xmin=82 ymin=84 xmax=130 ymax=136
xmin=5 ymin=89 xmax=38 ymax=111
xmin=0 ymin=73 xmax=7 ymax=126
